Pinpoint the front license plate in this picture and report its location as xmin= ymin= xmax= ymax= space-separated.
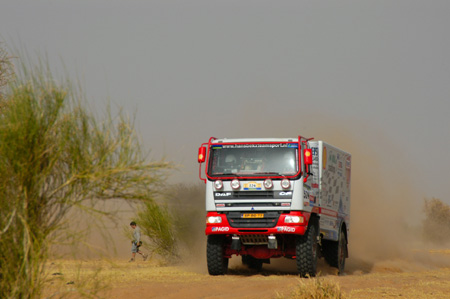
xmin=242 ymin=213 xmax=264 ymax=219
xmin=243 ymin=182 xmax=262 ymax=190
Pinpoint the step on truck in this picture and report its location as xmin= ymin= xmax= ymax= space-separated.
xmin=197 ymin=136 xmax=351 ymax=276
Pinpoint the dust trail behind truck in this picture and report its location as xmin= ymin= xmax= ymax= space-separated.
xmin=197 ymin=136 xmax=351 ymax=277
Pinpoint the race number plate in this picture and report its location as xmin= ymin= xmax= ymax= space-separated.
xmin=242 ymin=213 xmax=264 ymax=219
xmin=243 ymin=182 xmax=262 ymax=190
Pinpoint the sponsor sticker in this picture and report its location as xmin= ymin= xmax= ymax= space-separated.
xmin=312 ymin=147 xmax=319 ymax=156
xmin=211 ymin=227 xmax=230 ymax=232
xmin=303 ymin=190 xmax=309 ymax=200
xmin=277 ymin=226 xmax=296 ymax=233
xmin=320 ymin=208 xmax=338 ymax=217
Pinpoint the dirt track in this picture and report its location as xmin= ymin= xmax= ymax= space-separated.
xmin=44 ymin=250 xmax=450 ymax=299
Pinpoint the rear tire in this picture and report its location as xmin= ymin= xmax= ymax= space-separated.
xmin=322 ymin=227 xmax=347 ymax=275
xmin=296 ymin=222 xmax=318 ymax=277
xmin=207 ymin=235 xmax=229 ymax=275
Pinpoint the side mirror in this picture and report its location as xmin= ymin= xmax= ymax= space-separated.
xmin=198 ymin=146 xmax=206 ymax=163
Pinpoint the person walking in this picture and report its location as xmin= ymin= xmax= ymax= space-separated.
xmin=129 ymin=221 xmax=148 ymax=262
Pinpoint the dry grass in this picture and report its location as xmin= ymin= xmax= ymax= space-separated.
xmin=430 ymin=249 xmax=450 ymax=256
xmin=277 ymin=277 xmax=345 ymax=299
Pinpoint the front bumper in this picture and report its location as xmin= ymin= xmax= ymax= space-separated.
xmin=205 ymin=211 xmax=309 ymax=236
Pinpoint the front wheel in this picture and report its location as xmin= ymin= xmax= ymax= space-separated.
xmin=296 ymin=223 xmax=318 ymax=277
xmin=207 ymin=235 xmax=229 ymax=275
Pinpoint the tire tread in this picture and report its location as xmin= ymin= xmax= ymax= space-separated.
xmin=207 ymin=235 xmax=228 ymax=275
xmin=296 ymin=223 xmax=318 ymax=277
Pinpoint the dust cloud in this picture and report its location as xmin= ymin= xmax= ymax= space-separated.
xmin=221 ymin=112 xmax=450 ymax=273
xmin=52 ymin=113 xmax=450 ymax=275
xmin=312 ymin=120 xmax=450 ymax=273
xmin=50 ymin=198 xmax=137 ymax=260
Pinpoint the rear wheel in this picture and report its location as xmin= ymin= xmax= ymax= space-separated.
xmin=207 ymin=235 xmax=229 ymax=275
xmin=296 ymin=222 xmax=318 ymax=277
xmin=322 ymin=227 xmax=347 ymax=274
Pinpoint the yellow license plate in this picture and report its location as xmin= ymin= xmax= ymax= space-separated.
xmin=242 ymin=213 xmax=264 ymax=219
xmin=243 ymin=182 xmax=262 ymax=190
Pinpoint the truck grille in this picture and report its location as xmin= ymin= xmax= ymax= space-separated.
xmin=227 ymin=212 xmax=279 ymax=228
xmin=214 ymin=191 xmax=292 ymax=200
xmin=233 ymin=191 xmax=274 ymax=199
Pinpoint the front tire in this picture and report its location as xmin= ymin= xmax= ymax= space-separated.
xmin=207 ymin=235 xmax=229 ymax=275
xmin=296 ymin=222 xmax=318 ymax=277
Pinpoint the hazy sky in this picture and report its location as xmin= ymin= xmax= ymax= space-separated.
xmin=1 ymin=0 xmax=450 ymax=202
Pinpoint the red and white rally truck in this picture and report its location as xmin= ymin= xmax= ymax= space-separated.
xmin=197 ymin=136 xmax=351 ymax=276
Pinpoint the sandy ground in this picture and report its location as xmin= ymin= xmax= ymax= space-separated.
xmin=43 ymin=249 xmax=450 ymax=299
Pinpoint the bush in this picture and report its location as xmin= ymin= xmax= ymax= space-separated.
xmin=137 ymin=199 xmax=178 ymax=259
xmin=0 ymin=50 xmax=171 ymax=298
xmin=278 ymin=277 xmax=345 ymax=299
xmin=423 ymin=198 xmax=450 ymax=245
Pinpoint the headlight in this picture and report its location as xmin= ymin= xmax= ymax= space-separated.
xmin=231 ymin=179 xmax=240 ymax=190
xmin=264 ymin=178 xmax=273 ymax=189
xmin=281 ymin=178 xmax=290 ymax=189
xmin=284 ymin=215 xmax=303 ymax=223
xmin=214 ymin=180 xmax=223 ymax=190
xmin=207 ymin=216 xmax=223 ymax=224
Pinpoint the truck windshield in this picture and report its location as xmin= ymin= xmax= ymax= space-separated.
xmin=207 ymin=143 xmax=299 ymax=177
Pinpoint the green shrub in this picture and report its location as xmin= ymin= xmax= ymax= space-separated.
xmin=137 ymin=199 xmax=178 ymax=260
